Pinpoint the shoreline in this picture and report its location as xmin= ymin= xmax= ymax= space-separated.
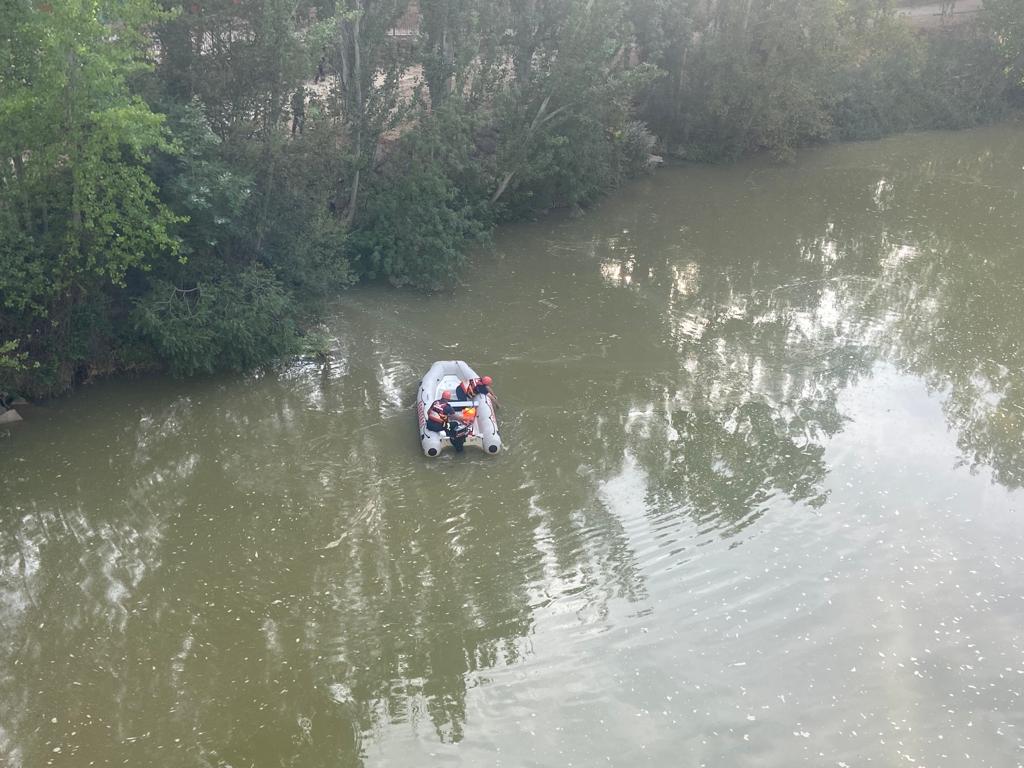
xmin=3 ymin=113 xmax=1021 ymax=418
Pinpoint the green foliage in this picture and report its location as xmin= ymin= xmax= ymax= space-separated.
xmin=1 ymin=0 xmax=1019 ymax=397
xmin=285 ymin=212 xmax=356 ymax=295
xmin=831 ymin=20 xmax=1010 ymax=140
xmin=0 ymin=339 xmax=26 ymax=374
xmin=0 ymin=221 xmax=47 ymax=317
xmin=983 ymin=0 xmax=1024 ymax=88
xmin=0 ymin=0 xmax=184 ymax=395
xmin=615 ymin=121 xmax=659 ymax=176
xmin=495 ymin=109 xmax=615 ymax=217
xmin=71 ymin=102 xmax=185 ymax=287
xmin=486 ymin=0 xmax=660 ymax=212
xmin=248 ymin=133 xmax=355 ymax=298
xmin=153 ymin=100 xmax=254 ymax=264
xmin=156 ymin=0 xmax=311 ymax=137
xmin=0 ymin=337 xmax=32 ymax=406
xmin=642 ymin=0 xmax=844 ymax=159
xmin=638 ymin=0 xmax=1014 ymax=159
xmin=418 ymin=0 xmax=480 ymax=105
xmin=348 ymin=109 xmax=490 ymax=287
xmin=0 ymin=0 xmax=182 ymax=293
xmin=134 ymin=266 xmax=298 ymax=376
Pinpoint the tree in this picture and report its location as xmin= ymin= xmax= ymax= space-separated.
xmin=0 ymin=339 xmax=26 ymax=380
xmin=155 ymin=0 xmax=311 ymax=138
xmin=983 ymin=0 xmax=1024 ymax=87
xmin=345 ymin=107 xmax=490 ymax=286
xmin=0 ymin=0 xmax=182 ymax=393
xmin=488 ymin=0 xmax=658 ymax=213
xmin=329 ymin=0 xmax=409 ymax=226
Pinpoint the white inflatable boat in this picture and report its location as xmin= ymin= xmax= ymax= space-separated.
xmin=417 ymin=360 xmax=501 ymax=456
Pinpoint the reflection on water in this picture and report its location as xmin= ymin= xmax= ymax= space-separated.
xmin=3 ymin=123 xmax=1024 ymax=767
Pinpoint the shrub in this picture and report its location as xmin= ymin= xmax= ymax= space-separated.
xmin=347 ymin=110 xmax=490 ymax=288
xmin=133 ymin=265 xmax=298 ymax=376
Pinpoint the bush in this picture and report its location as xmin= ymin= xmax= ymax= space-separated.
xmin=348 ymin=163 xmax=486 ymax=287
xmin=497 ymin=112 xmax=617 ymax=219
xmin=830 ymin=23 xmax=1010 ymax=141
xmin=133 ymin=265 xmax=299 ymax=376
xmin=615 ymin=120 xmax=659 ymax=178
xmin=0 ymin=339 xmax=29 ymax=395
xmin=347 ymin=109 xmax=490 ymax=288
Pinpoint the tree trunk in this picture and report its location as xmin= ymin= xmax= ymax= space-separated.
xmin=65 ymin=48 xmax=83 ymax=255
xmin=345 ymin=166 xmax=361 ymax=227
xmin=343 ymin=9 xmax=364 ymax=226
xmin=490 ymin=170 xmax=516 ymax=204
xmin=514 ymin=0 xmax=538 ymax=84
xmin=491 ymin=95 xmax=569 ymax=205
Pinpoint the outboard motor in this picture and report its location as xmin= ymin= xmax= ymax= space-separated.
xmin=446 ymin=420 xmax=471 ymax=453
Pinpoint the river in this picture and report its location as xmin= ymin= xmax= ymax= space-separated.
xmin=2 ymin=122 xmax=1024 ymax=767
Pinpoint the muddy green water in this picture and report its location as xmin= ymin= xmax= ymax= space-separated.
xmin=4 ymin=123 xmax=1024 ymax=767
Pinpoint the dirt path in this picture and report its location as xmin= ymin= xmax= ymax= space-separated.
xmin=896 ymin=0 xmax=984 ymax=29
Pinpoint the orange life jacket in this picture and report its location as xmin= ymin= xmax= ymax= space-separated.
xmin=427 ymin=400 xmax=450 ymax=424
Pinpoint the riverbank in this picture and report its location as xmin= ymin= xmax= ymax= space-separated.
xmin=2 ymin=0 xmax=1019 ymax=402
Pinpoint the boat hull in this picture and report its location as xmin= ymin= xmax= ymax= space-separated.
xmin=417 ymin=361 xmax=501 ymax=456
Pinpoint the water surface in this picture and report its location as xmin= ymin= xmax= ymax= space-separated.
xmin=3 ymin=123 xmax=1024 ymax=767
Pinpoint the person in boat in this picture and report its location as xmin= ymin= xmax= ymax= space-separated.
xmin=455 ymin=375 xmax=494 ymax=403
xmin=449 ymin=406 xmax=476 ymax=452
xmin=425 ymin=391 xmax=455 ymax=434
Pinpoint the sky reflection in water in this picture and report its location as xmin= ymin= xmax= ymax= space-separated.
xmin=2 ymin=123 xmax=1024 ymax=767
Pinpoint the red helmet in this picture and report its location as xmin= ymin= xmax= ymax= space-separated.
xmin=441 ymin=390 xmax=452 ymax=400
xmin=481 ymin=376 xmax=493 ymax=385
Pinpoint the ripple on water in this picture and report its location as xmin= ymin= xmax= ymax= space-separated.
xmin=7 ymin=124 xmax=1024 ymax=768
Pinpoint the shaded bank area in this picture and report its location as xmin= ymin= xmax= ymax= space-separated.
xmin=2 ymin=0 xmax=1023 ymax=399
xmin=2 ymin=122 xmax=1024 ymax=767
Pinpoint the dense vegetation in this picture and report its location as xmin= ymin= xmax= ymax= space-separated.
xmin=1 ymin=0 xmax=1022 ymax=397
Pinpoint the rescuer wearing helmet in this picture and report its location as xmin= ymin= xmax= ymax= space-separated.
xmin=449 ymin=406 xmax=477 ymax=452
xmin=456 ymin=375 xmax=493 ymax=401
xmin=425 ymin=390 xmax=455 ymax=434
